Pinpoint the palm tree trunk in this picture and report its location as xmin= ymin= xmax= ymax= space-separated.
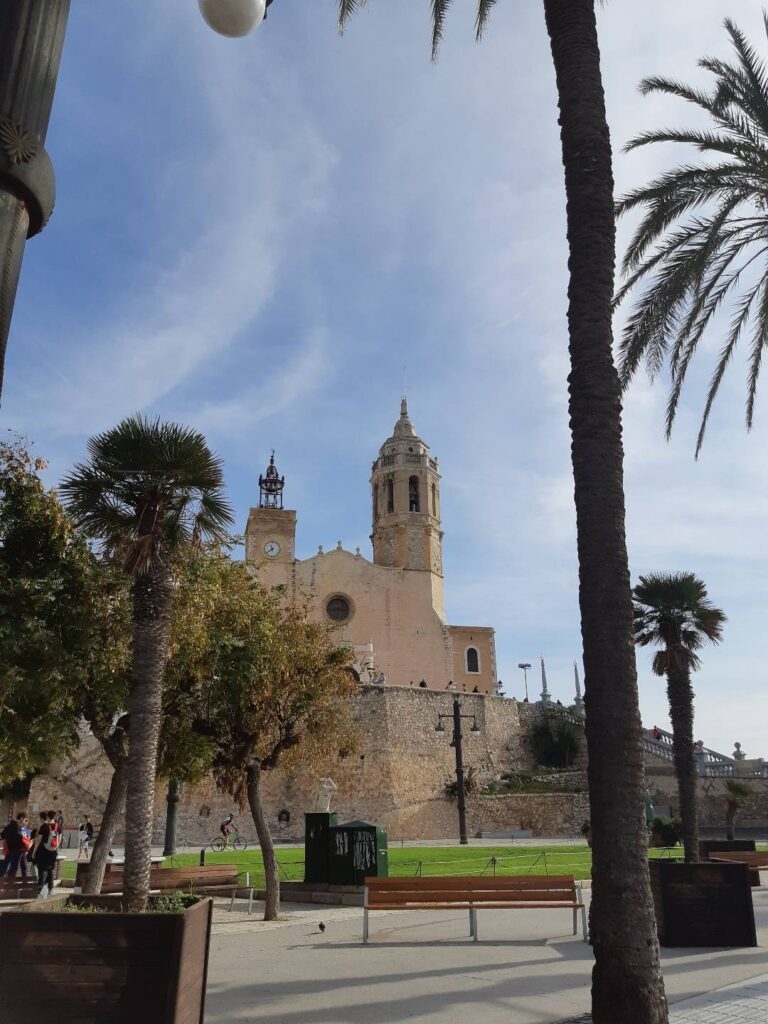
xmin=542 ymin=1 xmax=667 ymax=1020
xmin=82 ymin=761 xmax=127 ymax=895
xmin=725 ymin=802 xmax=736 ymax=841
xmin=123 ymin=567 xmax=172 ymax=913
xmin=666 ymin=667 xmax=699 ymax=863
xmin=246 ymin=762 xmax=279 ymax=921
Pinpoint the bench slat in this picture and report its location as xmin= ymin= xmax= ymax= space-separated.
xmin=365 ymin=874 xmax=575 ymax=889
xmin=709 ymin=852 xmax=768 ymax=867
xmin=368 ymin=889 xmax=576 ymax=905
xmin=370 ymin=901 xmax=584 ymax=911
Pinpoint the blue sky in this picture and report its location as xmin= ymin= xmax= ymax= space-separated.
xmin=3 ymin=0 xmax=766 ymax=756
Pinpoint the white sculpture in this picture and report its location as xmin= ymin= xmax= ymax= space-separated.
xmin=314 ymin=777 xmax=337 ymax=813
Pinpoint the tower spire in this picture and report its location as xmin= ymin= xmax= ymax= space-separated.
xmin=259 ymin=450 xmax=285 ymax=509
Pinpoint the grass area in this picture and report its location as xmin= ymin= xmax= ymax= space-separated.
xmin=167 ymin=844 xmax=598 ymax=883
xmin=61 ymin=842 xmax=766 ymax=885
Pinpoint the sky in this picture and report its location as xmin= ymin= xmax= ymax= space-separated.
xmin=2 ymin=0 xmax=766 ymax=756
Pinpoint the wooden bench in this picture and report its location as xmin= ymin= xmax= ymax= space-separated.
xmin=709 ymin=851 xmax=768 ymax=873
xmin=98 ymin=864 xmax=240 ymax=896
xmin=362 ymin=875 xmax=587 ymax=944
xmin=0 ymin=878 xmax=45 ymax=903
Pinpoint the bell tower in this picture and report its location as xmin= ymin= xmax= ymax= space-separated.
xmin=245 ymin=452 xmax=296 ymax=568
xmin=370 ymin=399 xmax=443 ymax=578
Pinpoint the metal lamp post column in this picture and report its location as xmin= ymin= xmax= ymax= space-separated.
xmin=0 ymin=0 xmax=70 ymax=402
xmin=436 ymin=697 xmax=480 ymax=847
xmin=163 ymin=779 xmax=181 ymax=857
xmin=451 ymin=698 xmax=468 ymax=846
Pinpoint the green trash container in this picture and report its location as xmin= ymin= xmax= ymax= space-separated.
xmin=328 ymin=820 xmax=388 ymax=885
xmin=304 ymin=812 xmax=338 ymax=883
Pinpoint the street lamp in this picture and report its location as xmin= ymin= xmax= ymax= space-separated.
xmin=0 ymin=0 xmax=275 ymax=402
xmin=435 ymin=697 xmax=481 ymax=846
xmin=517 ymin=662 xmax=531 ymax=701
xmin=199 ymin=0 xmax=273 ymax=38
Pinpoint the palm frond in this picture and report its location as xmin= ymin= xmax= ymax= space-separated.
xmin=475 ymin=0 xmax=496 ymax=42
xmin=60 ymin=415 xmax=233 ymax=577
xmin=617 ymin=16 xmax=768 ymax=452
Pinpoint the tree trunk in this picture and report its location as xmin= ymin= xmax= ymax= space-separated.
xmin=123 ymin=566 xmax=172 ymax=913
xmin=81 ymin=760 xmax=127 ymax=896
xmin=542 ymin=1 xmax=668 ymax=1021
xmin=725 ymin=803 xmax=735 ymax=841
xmin=246 ymin=762 xmax=279 ymax=921
xmin=666 ymin=667 xmax=699 ymax=862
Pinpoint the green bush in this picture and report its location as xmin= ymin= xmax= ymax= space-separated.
xmin=650 ymin=815 xmax=681 ymax=847
xmin=530 ymin=716 xmax=581 ymax=769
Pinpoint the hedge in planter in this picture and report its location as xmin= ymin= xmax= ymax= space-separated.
xmin=0 ymin=893 xmax=213 ymax=1023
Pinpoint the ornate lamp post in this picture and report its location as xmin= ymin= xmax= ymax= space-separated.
xmin=0 ymin=0 xmax=273 ymax=403
xmin=435 ymin=697 xmax=480 ymax=846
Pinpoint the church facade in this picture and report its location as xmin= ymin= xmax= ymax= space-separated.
xmin=245 ymin=400 xmax=498 ymax=694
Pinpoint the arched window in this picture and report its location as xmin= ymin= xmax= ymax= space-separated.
xmin=409 ymin=476 xmax=420 ymax=512
xmin=466 ymin=647 xmax=480 ymax=674
xmin=373 ymin=483 xmax=379 ymax=521
xmin=386 ymin=478 xmax=394 ymax=513
xmin=431 ymin=482 xmax=438 ymax=517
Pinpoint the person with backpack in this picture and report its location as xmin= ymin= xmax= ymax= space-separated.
xmin=31 ymin=810 xmax=60 ymax=895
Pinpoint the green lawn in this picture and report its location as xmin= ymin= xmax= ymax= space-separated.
xmin=61 ymin=842 xmax=763 ymax=885
xmin=168 ymin=844 xmax=598 ymax=883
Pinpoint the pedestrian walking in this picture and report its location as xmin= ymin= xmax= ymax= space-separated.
xmin=32 ymin=810 xmax=60 ymax=896
xmin=0 ymin=813 xmax=28 ymax=878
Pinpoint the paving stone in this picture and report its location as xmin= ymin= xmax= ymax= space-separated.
xmin=670 ymin=973 xmax=768 ymax=1023
xmin=554 ymin=974 xmax=768 ymax=1024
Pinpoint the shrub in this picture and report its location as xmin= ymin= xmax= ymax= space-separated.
xmin=650 ymin=815 xmax=681 ymax=847
xmin=530 ymin=716 xmax=581 ymax=769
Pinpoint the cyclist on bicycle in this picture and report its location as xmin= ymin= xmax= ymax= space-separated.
xmin=220 ymin=814 xmax=236 ymax=843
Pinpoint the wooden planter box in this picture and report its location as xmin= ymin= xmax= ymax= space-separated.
xmin=649 ymin=860 xmax=756 ymax=948
xmin=0 ymin=894 xmax=213 ymax=1023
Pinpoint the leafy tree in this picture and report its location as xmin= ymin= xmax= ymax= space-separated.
xmin=724 ymin=778 xmax=752 ymax=840
xmin=337 ymin=3 xmax=668 ymax=1019
xmin=166 ymin=547 xmax=357 ymax=920
xmin=60 ymin=416 xmax=233 ymax=912
xmin=616 ymin=17 xmax=768 ymax=455
xmin=530 ymin=714 xmax=581 ymax=769
xmin=633 ymin=572 xmax=726 ymax=862
xmin=0 ymin=436 xmax=86 ymax=788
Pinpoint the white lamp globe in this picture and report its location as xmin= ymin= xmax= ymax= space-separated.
xmin=198 ymin=0 xmax=267 ymax=38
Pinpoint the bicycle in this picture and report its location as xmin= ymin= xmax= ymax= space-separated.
xmin=210 ymin=831 xmax=248 ymax=853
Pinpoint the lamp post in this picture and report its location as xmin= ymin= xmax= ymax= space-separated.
xmin=0 ymin=0 xmax=272 ymax=403
xmin=517 ymin=662 xmax=531 ymax=701
xmin=435 ymin=697 xmax=480 ymax=846
xmin=162 ymin=779 xmax=181 ymax=857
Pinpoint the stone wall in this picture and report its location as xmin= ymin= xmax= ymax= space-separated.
xmin=27 ymin=687 xmax=590 ymax=842
xmin=647 ymin=765 xmax=768 ymax=831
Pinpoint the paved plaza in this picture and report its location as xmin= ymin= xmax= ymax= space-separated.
xmin=204 ymin=887 xmax=768 ymax=1023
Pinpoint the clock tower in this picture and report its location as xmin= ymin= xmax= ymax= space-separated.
xmin=370 ymin=399 xmax=444 ymax=580
xmin=245 ymin=452 xmax=296 ymax=569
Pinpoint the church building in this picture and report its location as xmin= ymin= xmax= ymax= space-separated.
xmin=245 ymin=400 xmax=497 ymax=693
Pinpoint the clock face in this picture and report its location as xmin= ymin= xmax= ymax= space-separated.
xmin=263 ymin=540 xmax=281 ymax=558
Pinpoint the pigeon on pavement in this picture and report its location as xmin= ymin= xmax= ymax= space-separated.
xmin=318 ymin=921 xmax=326 ymax=933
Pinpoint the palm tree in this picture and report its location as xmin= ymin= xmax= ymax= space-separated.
xmin=633 ymin=572 xmax=726 ymax=863
xmin=725 ymin=778 xmax=752 ymax=840
xmin=615 ymin=17 xmax=768 ymax=456
xmin=61 ymin=415 xmax=233 ymax=911
xmin=338 ymin=3 xmax=669 ymax=1020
